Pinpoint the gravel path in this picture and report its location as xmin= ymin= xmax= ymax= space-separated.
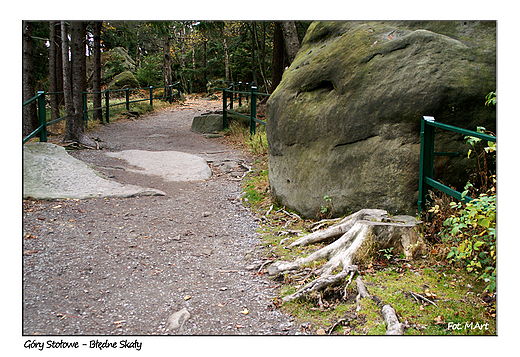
xmin=22 ymin=97 xmax=301 ymax=335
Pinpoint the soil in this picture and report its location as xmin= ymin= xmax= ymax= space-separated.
xmin=22 ymin=97 xmax=302 ymax=335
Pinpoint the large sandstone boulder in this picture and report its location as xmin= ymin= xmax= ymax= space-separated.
xmin=266 ymin=21 xmax=496 ymax=218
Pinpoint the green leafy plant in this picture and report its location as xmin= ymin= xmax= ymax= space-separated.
xmin=318 ymin=195 xmax=334 ymax=219
xmin=379 ymin=247 xmax=395 ymax=261
xmin=442 ymin=120 xmax=496 ymax=293
xmin=442 ymin=191 xmax=496 ymax=292
xmin=485 ymin=91 xmax=496 ymax=107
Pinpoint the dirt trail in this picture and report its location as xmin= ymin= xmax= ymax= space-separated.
xmin=22 ymin=97 xmax=301 ymax=335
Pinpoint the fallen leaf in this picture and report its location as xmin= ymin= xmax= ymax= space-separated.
xmin=184 ymin=295 xmax=191 ymax=301
xmin=316 ymin=328 xmax=327 ymax=335
xmin=433 ymin=315 xmax=444 ymax=325
xmin=419 ymin=305 xmax=425 ymax=311
xmin=241 ymin=309 xmax=249 ymax=315
xmin=218 ymin=303 xmax=225 ymax=307
xmin=113 ymin=320 xmax=126 ymax=325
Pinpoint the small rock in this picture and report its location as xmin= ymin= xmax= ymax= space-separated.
xmin=316 ymin=328 xmax=327 ymax=335
xmin=166 ymin=308 xmax=191 ymax=332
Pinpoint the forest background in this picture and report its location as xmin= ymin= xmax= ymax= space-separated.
xmin=22 ymin=21 xmax=310 ymax=142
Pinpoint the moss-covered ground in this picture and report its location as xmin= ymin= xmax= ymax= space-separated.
xmin=236 ymin=149 xmax=496 ymax=336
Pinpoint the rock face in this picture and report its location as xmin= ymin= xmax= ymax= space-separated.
xmin=266 ymin=21 xmax=496 ymax=218
xmin=191 ymin=114 xmax=224 ymax=133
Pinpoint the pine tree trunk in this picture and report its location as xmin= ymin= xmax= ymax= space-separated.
xmin=61 ymin=21 xmax=73 ymax=131
xmin=270 ymin=22 xmax=284 ymax=93
xmin=23 ymin=21 xmax=37 ymax=136
xmin=55 ymin=22 xmax=64 ymax=107
xmin=63 ymin=21 xmax=94 ymax=146
xmin=163 ymin=36 xmax=172 ymax=94
xmin=92 ymin=21 xmax=102 ymax=123
xmin=49 ymin=21 xmax=61 ymax=124
xmin=281 ymin=21 xmax=300 ymax=64
xmin=223 ymin=37 xmax=231 ymax=82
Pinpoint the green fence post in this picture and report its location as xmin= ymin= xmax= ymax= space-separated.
xmin=83 ymin=92 xmax=88 ymax=128
xmin=250 ymin=86 xmax=257 ymax=135
xmin=37 ymin=91 xmax=47 ymax=142
xmin=418 ymin=117 xmax=435 ymax=215
xmin=125 ymin=88 xmax=130 ymax=110
xmin=149 ymin=86 xmax=154 ymax=106
xmin=168 ymin=85 xmax=173 ymax=104
xmin=223 ymin=88 xmax=228 ymax=129
xmin=229 ymin=83 xmax=234 ymax=110
xmin=238 ymin=82 xmax=242 ymax=107
xmin=105 ymin=90 xmax=110 ymax=123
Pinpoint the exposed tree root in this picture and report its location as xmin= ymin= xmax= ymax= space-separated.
xmin=268 ymin=209 xmax=425 ymax=302
xmin=382 ymin=305 xmax=405 ymax=335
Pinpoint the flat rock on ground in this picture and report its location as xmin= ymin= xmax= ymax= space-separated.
xmin=22 ymin=97 xmax=301 ymax=335
xmin=23 ymin=142 xmax=165 ymax=200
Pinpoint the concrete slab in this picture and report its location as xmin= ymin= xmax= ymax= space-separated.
xmin=23 ymin=143 xmax=165 ymax=200
xmin=105 ymin=150 xmax=212 ymax=182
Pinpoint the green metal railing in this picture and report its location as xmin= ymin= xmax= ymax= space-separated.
xmin=23 ymin=82 xmax=182 ymax=144
xmin=417 ymin=116 xmax=496 ymax=215
xmin=222 ymin=82 xmax=269 ymax=135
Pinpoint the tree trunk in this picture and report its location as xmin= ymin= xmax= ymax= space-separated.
xmin=55 ymin=22 xmax=64 ymax=107
xmin=92 ymin=21 xmax=102 ymax=123
xmin=281 ymin=21 xmax=300 ymax=64
xmin=49 ymin=21 xmax=60 ymax=124
xmin=61 ymin=21 xmax=73 ymax=131
xmin=203 ymin=39 xmax=207 ymax=87
xmin=223 ymin=37 xmax=231 ymax=82
xmin=267 ymin=209 xmax=426 ymax=302
xmin=163 ymin=35 xmax=172 ymax=94
xmin=64 ymin=21 xmax=95 ymax=146
xmin=270 ymin=22 xmax=284 ymax=93
xmin=250 ymin=23 xmax=258 ymax=86
xmin=23 ymin=20 xmax=37 ymax=136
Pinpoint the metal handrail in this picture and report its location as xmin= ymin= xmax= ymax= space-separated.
xmin=222 ymin=82 xmax=269 ymax=135
xmin=23 ymin=82 xmax=182 ymax=144
xmin=417 ymin=116 xmax=496 ymax=215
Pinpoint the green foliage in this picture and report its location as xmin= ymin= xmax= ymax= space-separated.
xmin=136 ymin=55 xmax=163 ymax=87
xmin=247 ymin=130 xmax=268 ymax=155
xmin=441 ymin=117 xmax=496 ymax=293
xmin=378 ymin=247 xmax=395 ymax=261
xmin=485 ymin=91 xmax=496 ymax=106
xmin=442 ymin=190 xmax=496 ymax=293
xmin=318 ymin=195 xmax=334 ymax=219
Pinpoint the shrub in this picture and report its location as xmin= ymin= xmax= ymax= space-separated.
xmin=442 ymin=188 xmax=496 ymax=293
xmin=441 ymin=112 xmax=496 ymax=293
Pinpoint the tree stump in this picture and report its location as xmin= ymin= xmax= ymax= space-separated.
xmin=267 ymin=209 xmax=426 ymax=302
